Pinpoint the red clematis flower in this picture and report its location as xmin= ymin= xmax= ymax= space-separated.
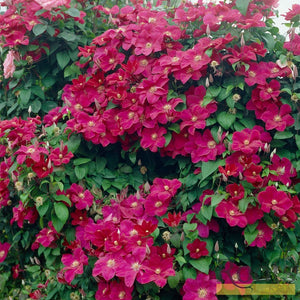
xmin=162 ymin=211 xmax=182 ymax=227
xmin=0 ymin=242 xmax=10 ymax=263
xmin=260 ymin=104 xmax=294 ymax=132
xmin=61 ymin=248 xmax=88 ymax=284
xmin=258 ymin=186 xmax=293 ymax=216
xmin=187 ymin=239 xmax=209 ymax=259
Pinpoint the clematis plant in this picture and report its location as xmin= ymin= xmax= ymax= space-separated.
xmin=0 ymin=0 xmax=300 ymax=299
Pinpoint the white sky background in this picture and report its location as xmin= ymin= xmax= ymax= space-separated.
xmin=273 ymin=0 xmax=299 ymax=36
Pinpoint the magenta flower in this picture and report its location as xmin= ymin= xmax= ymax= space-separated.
xmin=183 ymin=272 xmax=218 ymax=300
xmin=232 ymin=128 xmax=262 ymax=154
xmin=221 ymin=261 xmax=253 ymax=285
xmin=116 ymin=248 xmax=146 ymax=287
xmin=140 ymin=126 xmax=167 ymax=152
xmin=138 ymin=254 xmax=175 ymax=287
xmin=215 ymin=201 xmax=248 ymax=228
xmin=187 ymin=239 xmax=209 ymax=259
xmin=67 ymin=183 xmax=94 ymax=210
xmin=49 ymin=145 xmax=74 ymax=166
xmin=268 ymin=154 xmax=297 ymax=186
xmin=258 ymin=186 xmax=293 ymax=216
xmin=61 ymin=248 xmax=88 ymax=284
xmin=0 ymin=242 xmax=10 ymax=263
xmin=248 ymin=221 xmax=273 ymax=248
xmin=261 ymin=104 xmax=294 ymax=131
xmin=93 ymin=253 xmax=120 ymax=281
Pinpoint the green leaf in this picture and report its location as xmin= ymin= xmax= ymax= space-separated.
xmin=75 ymin=165 xmax=88 ymax=180
xmin=244 ymin=226 xmax=258 ymax=245
xmin=33 ymin=24 xmax=47 ymax=36
xmin=73 ymin=158 xmax=91 ymax=166
xmin=189 ymin=257 xmax=212 ymax=274
xmin=274 ymin=131 xmax=293 ymax=139
xmin=286 ymin=230 xmax=297 ymax=246
xmin=201 ymin=159 xmax=225 ymax=182
xmin=65 ymin=7 xmax=81 ymax=17
xmin=164 ymin=131 xmax=172 ymax=147
xmin=54 ymin=202 xmax=69 ymax=224
xmin=295 ymin=135 xmax=300 ymax=150
xmin=207 ymin=86 xmax=221 ymax=98
xmin=64 ymin=64 xmax=81 ymax=78
xmin=19 ymin=89 xmax=31 ymax=105
xmin=168 ymin=123 xmax=180 ymax=134
xmin=65 ymin=134 xmax=81 ymax=153
xmin=183 ymin=223 xmax=197 ymax=234
xmin=168 ymin=271 xmax=182 ymax=289
xmin=31 ymin=86 xmax=45 ymax=100
xmin=13 ymin=69 xmax=24 ymax=79
xmin=183 ymin=266 xmax=197 ymax=280
xmin=37 ymin=200 xmax=50 ymax=217
xmin=201 ymin=205 xmax=213 ymax=221
xmin=56 ymin=51 xmax=70 ymax=70
xmin=58 ymin=31 xmax=77 ymax=42
xmin=210 ymin=194 xmax=224 ymax=207
xmin=217 ymin=111 xmax=236 ymax=130
xmin=236 ymin=0 xmax=250 ymax=15
xmin=53 ymin=194 xmax=72 ymax=206
xmin=51 ymin=213 xmax=64 ymax=232
xmin=30 ymin=100 xmax=42 ymax=113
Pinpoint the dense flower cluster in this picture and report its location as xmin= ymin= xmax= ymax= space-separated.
xmin=0 ymin=0 xmax=300 ymax=299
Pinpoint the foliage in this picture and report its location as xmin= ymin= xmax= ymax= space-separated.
xmin=0 ymin=0 xmax=300 ymax=299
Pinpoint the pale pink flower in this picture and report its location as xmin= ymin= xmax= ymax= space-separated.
xmin=35 ymin=0 xmax=70 ymax=10
xmin=3 ymin=50 xmax=19 ymax=79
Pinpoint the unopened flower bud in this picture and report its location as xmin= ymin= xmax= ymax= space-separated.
xmin=214 ymin=241 xmax=219 ymax=252
xmin=206 ymin=24 xmax=210 ymax=36
xmin=28 ymin=106 xmax=32 ymax=114
xmin=240 ymin=31 xmax=245 ymax=47
xmin=235 ymin=242 xmax=238 ymax=249
xmin=270 ymin=148 xmax=276 ymax=160
xmin=180 ymin=232 xmax=185 ymax=242
xmin=205 ymin=77 xmax=210 ymax=87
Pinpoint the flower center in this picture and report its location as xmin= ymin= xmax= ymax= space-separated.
xmin=128 ymin=112 xmax=135 ymax=119
xmin=244 ymin=139 xmax=250 ymax=145
xmin=267 ymin=87 xmax=273 ymax=93
xmin=118 ymin=291 xmax=126 ymax=299
xmin=191 ymin=116 xmax=198 ymax=122
xmin=229 ymin=210 xmax=235 ymax=216
xmin=71 ymin=260 xmax=79 ymax=267
xmin=151 ymin=133 xmax=158 ymax=140
xmin=194 ymin=55 xmax=202 ymax=61
xmin=155 ymin=201 xmax=162 ymax=208
xmin=249 ymin=71 xmax=256 ymax=77
xmin=0 ymin=250 xmax=5 ymax=258
xmin=258 ymin=230 xmax=264 ymax=237
xmin=271 ymin=199 xmax=278 ymax=205
xmin=149 ymin=86 xmax=157 ymax=93
xmin=145 ymin=42 xmax=152 ymax=49
xmin=131 ymin=262 xmax=140 ymax=271
xmin=274 ymin=115 xmax=281 ymax=122
xmin=197 ymin=288 xmax=208 ymax=298
xmin=107 ymin=259 xmax=116 ymax=268
xmin=172 ymin=56 xmax=179 ymax=62
xmin=207 ymin=140 xmax=216 ymax=149
xmin=232 ymin=273 xmax=239 ymax=282
xmin=88 ymin=121 xmax=95 ymax=127
xmin=155 ymin=268 xmax=161 ymax=274
xmin=131 ymin=201 xmax=138 ymax=208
